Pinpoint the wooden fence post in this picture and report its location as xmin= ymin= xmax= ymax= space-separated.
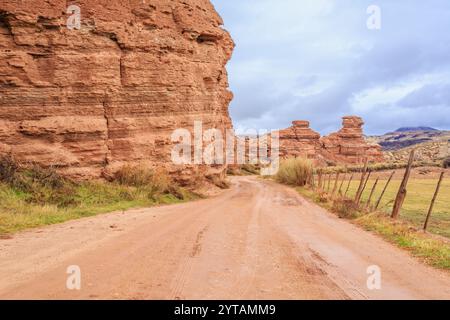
xmin=338 ymin=174 xmax=346 ymax=195
xmin=345 ymin=174 xmax=354 ymax=197
xmin=366 ymin=177 xmax=380 ymax=209
xmin=318 ymin=170 xmax=323 ymax=190
xmin=355 ymin=158 xmax=369 ymax=202
xmin=424 ymin=172 xmax=445 ymax=231
xmin=357 ymin=170 xmax=372 ymax=204
xmin=375 ymin=171 xmax=395 ymax=210
xmin=332 ymin=172 xmax=340 ymax=196
xmin=391 ymin=150 xmax=415 ymax=219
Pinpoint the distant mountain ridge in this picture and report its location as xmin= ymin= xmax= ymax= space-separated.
xmin=368 ymin=127 xmax=450 ymax=152
xmin=394 ymin=127 xmax=438 ymax=133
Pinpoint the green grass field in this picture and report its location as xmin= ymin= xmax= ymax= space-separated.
xmin=344 ymin=178 xmax=450 ymax=239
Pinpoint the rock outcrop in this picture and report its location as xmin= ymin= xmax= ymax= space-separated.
xmin=0 ymin=0 xmax=234 ymax=181
xmin=278 ymin=116 xmax=384 ymax=165
xmin=279 ymin=121 xmax=321 ymax=160
xmin=320 ymin=116 xmax=384 ymax=164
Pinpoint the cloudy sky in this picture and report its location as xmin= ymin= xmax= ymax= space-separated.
xmin=211 ymin=0 xmax=450 ymax=135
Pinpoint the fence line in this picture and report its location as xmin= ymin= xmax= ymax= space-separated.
xmin=306 ymin=150 xmax=445 ymax=235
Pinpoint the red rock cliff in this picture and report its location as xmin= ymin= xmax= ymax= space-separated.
xmin=0 ymin=0 xmax=234 ymax=180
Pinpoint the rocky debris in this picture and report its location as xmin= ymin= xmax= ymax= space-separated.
xmin=278 ymin=116 xmax=384 ymax=165
xmin=0 ymin=0 xmax=234 ymax=183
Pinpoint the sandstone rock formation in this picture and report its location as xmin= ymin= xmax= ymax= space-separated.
xmin=0 ymin=0 xmax=234 ymax=182
xmin=320 ymin=116 xmax=384 ymax=165
xmin=278 ymin=116 xmax=384 ymax=165
xmin=279 ymin=120 xmax=321 ymax=160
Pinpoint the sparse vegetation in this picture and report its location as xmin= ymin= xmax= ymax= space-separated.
xmin=332 ymin=198 xmax=361 ymax=219
xmin=356 ymin=213 xmax=450 ymax=270
xmin=227 ymin=164 xmax=260 ymax=176
xmin=319 ymin=161 xmax=441 ymax=174
xmin=276 ymin=158 xmax=313 ymax=186
xmin=292 ymin=159 xmax=450 ymax=271
xmin=206 ymin=174 xmax=231 ymax=189
xmin=345 ymin=177 xmax=450 ymax=239
xmin=0 ymin=157 xmax=197 ymax=236
xmin=297 ymin=186 xmax=450 ymax=270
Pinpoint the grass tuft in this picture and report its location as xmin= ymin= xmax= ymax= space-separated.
xmin=276 ymin=158 xmax=313 ymax=186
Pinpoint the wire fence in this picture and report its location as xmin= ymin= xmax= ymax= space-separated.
xmin=310 ymin=151 xmax=449 ymax=238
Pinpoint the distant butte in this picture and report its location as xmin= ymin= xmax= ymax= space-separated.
xmin=278 ymin=116 xmax=385 ymax=165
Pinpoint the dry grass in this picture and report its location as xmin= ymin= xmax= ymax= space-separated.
xmin=0 ymin=158 xmax=196 ymax=235
xmin=227 ymin=164 xmax=261 ymax=176
xmin=276 ymin=158 xmax=313 ymax=186
xmin=345 ymin=177 xmax=450 ymax=239
xmin=297 ymin=186 xmax=450 ymax=270
xmin=356 ymin=213 xmax=450 ymax=270
xmin=320 ymin=161 xmax=441 ymax=175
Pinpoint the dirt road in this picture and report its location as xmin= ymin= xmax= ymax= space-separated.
xmin=0 ymin=176 xmax=449 ymax=300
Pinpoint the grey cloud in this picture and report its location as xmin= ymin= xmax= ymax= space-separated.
xmin=398 ymin=84 xmax=450 ymax=109
xmin=212 ymin=0 xmax=450 ymax=135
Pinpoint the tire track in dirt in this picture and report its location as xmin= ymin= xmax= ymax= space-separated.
xmin=0 ymin=176 xmax=449 ymax=300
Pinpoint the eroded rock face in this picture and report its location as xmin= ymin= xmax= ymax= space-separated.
xmin=0 ymin=0 xmax=234 ymax=181
xmin=320 ymin=116 xmax=384 ymax=165
xmin=279 ymin=120 xmax=321 ymax=160
xmin=279 ymin=116 xmax=384 ymax=165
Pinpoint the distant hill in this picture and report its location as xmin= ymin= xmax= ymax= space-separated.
xmin=369 ymin=128 xmax=450 ymax=151
xmin=395 ymin=127 xmax=438 ymax=133
xmin=367 ymin=127 xmax=449 ymax=164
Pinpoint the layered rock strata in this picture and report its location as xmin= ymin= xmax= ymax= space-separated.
xmin=279 ymin=120 xmax=321 ymax=160
xmin=278 ymin=116 xmax=384 ymax=165
xmin=0 ymin=0 xmax=234 ymax=181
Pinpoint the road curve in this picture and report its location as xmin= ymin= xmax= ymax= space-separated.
xmin=0 ymin=176 xmax=449 ymax=300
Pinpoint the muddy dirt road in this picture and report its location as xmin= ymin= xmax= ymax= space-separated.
xmin=0 ymin=177 xmax=449 ymax=300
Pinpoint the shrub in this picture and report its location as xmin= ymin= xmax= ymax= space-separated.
xmin=316 ymin=191 xmax=329 ymax=203
xmin=114 ymin=165 xmax=183 ymax=198
xmin=276 ymin=158 xmax=313 ymax=186
xmin=332 ymin=198 xmax=361 ymax=219
xmin=207 ymin=174 xmax=231 ymax=189
xmin=114 ymin=165 xmax=157 ymax=187
xmin=0 ymin=155 xmax=19 ymax=185
xmin=241 ymin=164 xmax=260 ymax=175
xmin=443 ymin=157 xmax=450 ymax=169
xmin=0 ymin=156 xmax=78 ymax=207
